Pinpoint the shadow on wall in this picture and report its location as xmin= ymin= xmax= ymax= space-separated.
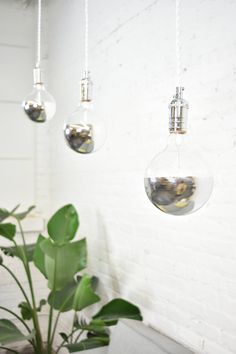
xmin=92 ymin=210 xmax=122 ymax=299
xmin=91 ymin=209 xmax=154 ymax=314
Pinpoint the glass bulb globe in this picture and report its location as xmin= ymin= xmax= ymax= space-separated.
xmin=64 ymin=72 xmax=106 ymax=154
xmin=144 ymin=87 xmax=213 ymax=216
xmin=22 ymin=83 xmax=56 ymax=123
xmin=144 ymin=134 xmax=213 ymax=215
xmin=64 ymin=101 xmax=106 ymax=154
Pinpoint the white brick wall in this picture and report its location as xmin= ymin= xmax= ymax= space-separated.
xmin=1 ymin=1 xmax=236 ymax=353
xmin=0 ymin=0 xmax=35 ymax=210
xmin=0 ymin=0 xmax=50 ymax=325
xmin=46 ymin=1 xmax=236 ymax=353
xmin=0 ymin=0 xmax=51 ymax=214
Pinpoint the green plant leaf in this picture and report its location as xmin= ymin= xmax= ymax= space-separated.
xmin=41 ymin=238 xmax=87 ymax=290
xmin=48 ymin=279 xmax=78 ymax=312
xmin=93 ymin=299 xmax=143 ymax=326
xmin=49 ymin=277 xmax=96 ymax=314
xmin=90 ymin=276 xmax=99 ymax=291
xmin=36 ymin=299 xmax=47 ymax=312
xmin=59 ymin=332 xmax=69 ymax=343
xmin=73 ymin=275 xmax=100 ymax=311
xmin=0 ymin=209 xmax=11 ymax=223
xmin=33 ymin=234 xmax=47 ymax=278
xmin=65 ymin=336 xmax=109 ymax=352
xmin=83 ymin=320 xmax=108 ymax=336
xmin=12 ymin=206 xmax=35 ymax=221
xmin=0 ymin=205 xmax=19 ymax=222
xmin=1 ymin=244 xmax=35 ymax=262
xmin=18 ymin=302 xmax=32 ymax=321
xmin=0 ymin=319 xmax=33 ymax=344
xmin=0 ymin=223 xmax=16 ymax=241
xmin=75 ymin=275 xmax=99 ymax=291
xmin=73 ymin=315 xmax=87 ymax=330
xmin=47 ymin=204 xmax=79 ymax=245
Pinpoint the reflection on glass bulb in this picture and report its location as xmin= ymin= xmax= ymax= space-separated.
xmin=144 ymin=87 xmax=213 ymax=216
xmin=22 ymin=83 xmax=56 ymax=123
xmin=22 ymin=68 xmax=56 ymax=123
xmin=144 ymin=134 xmax=213 ymax=215
xmin=64 ymin=73 xmax=106 ymax=154
xmin=64 ymin=102 xmax=106 ymax=154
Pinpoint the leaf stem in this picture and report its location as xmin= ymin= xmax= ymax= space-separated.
xmin=47 ymin=252 xmax=57 ymax=353
xmin=0 ymin=346 xmax=20 ymax=354
xmin=49 ymin=311 xmax=60 ymax=349
xmin=16 ymin=221 xmax=27 ymax=249
xmin=1 ymin=264 xmax=31 ymax=306
xmin=47 ymin=302 xmax=54 ymax=353
xmin=0 ymin=306 xmax=31 ymax=334
xmin=55 ymin=328 xmax=79 ymax=354
xmin=70 ymin=312 xmax=77 ymax=343
xmin=74 ymin=329 xmax=84 ymax=343
xmin=17 ymin=220 xmax=44 ymax=354
xmin=50 ymin=284 xmax=79 ymax=348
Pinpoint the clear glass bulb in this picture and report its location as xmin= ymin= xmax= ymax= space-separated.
xmin=22 ymin=68 xmax=56 ymax=123
xmin=64 ymin=101 xmax=106 ymax=154
xmin=144 ymin=87 xmax=213 ymax=216
xmin=64 ymin=73 xmax=106 ymax=154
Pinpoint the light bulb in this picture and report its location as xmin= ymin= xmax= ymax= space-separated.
xmin=144 ymin=87 xmax=213 ymax=216
xmin=64 ymin=72 xmax=106 ymax=154
xmin=22 ymin=68 xmax=56 ymax=123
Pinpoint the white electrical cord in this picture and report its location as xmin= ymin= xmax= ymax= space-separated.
xmin=176 ymin=0 xmax=181 ymax=86
xmin=85 ymin=0 xmax=89 ymax=73
xmin=36 ymin=0 xmax=42 ymax=68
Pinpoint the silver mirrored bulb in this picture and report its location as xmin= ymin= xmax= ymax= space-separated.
xmin=144 ymin=87 xmax=213 ymax=216
xmin=64 ymin=72 xmax=106 ymax=154
xmin=64 ymin=122 xmax=94 ymax=154
xmin=64 ymin=103 xmax=106 ymax=154
xmin=22 ymin=85 xmax=56 ymax=123
xmin=22 ymin=68 xmax=56 ymax=123
xmin=23 ymin=99 xmax=46 ymax=123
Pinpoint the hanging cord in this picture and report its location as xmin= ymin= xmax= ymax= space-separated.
xmin=36 ymin=0 xmax=42 ymax=68
xmin=175 ymin=0 xmax=182 ymax=86
xmin=84 ymin=0 xmax=89 ymax=73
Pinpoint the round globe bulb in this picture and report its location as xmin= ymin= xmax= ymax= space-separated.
xmin=22 ymin=83 xmax=56 ymax=123
xmin=144 ymin=134 xmax=213 ymax=215
xmin=64 ymin=101 xmax=106 ymax=154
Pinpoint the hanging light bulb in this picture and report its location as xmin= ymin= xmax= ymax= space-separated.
xmin=22 ymin=67 xmax=56 ymax=123
xmin=63 ymin=0 xmax=106 ymax=154
xmin=64 ymin=72 xmax=106 ymax=154
xmin=144 ymin=87 xmax=213 ymax=215
xmin=22 ymin=0 xmax=56 ymax=123
xmin=144 ymin=0 xmax=213 ymax=215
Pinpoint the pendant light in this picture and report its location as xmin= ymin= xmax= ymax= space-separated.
xmin=144 ymin=0 xmax=213 ymax=216
xmin=22 ymin=0 xmax=56 ymax=123
xmin=63 ymin=0 xmax=106 ymax=154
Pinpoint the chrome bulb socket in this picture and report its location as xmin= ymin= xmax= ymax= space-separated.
xmin=169 ymin=86 xmax=189 ymax=134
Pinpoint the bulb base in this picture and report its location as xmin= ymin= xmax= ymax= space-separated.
xmin=169 ymin=86 xmax=189 ymax=134
xmin=33 ymin=67 xmax=43 ymax=85
xmin=80 ymin=71 xmax=93 ymax=102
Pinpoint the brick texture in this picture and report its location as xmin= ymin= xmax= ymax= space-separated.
xmin=47 ymin=1 xmax=236 ymax=353
xmin=1 ymin=1 xmax=236 ymax=354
